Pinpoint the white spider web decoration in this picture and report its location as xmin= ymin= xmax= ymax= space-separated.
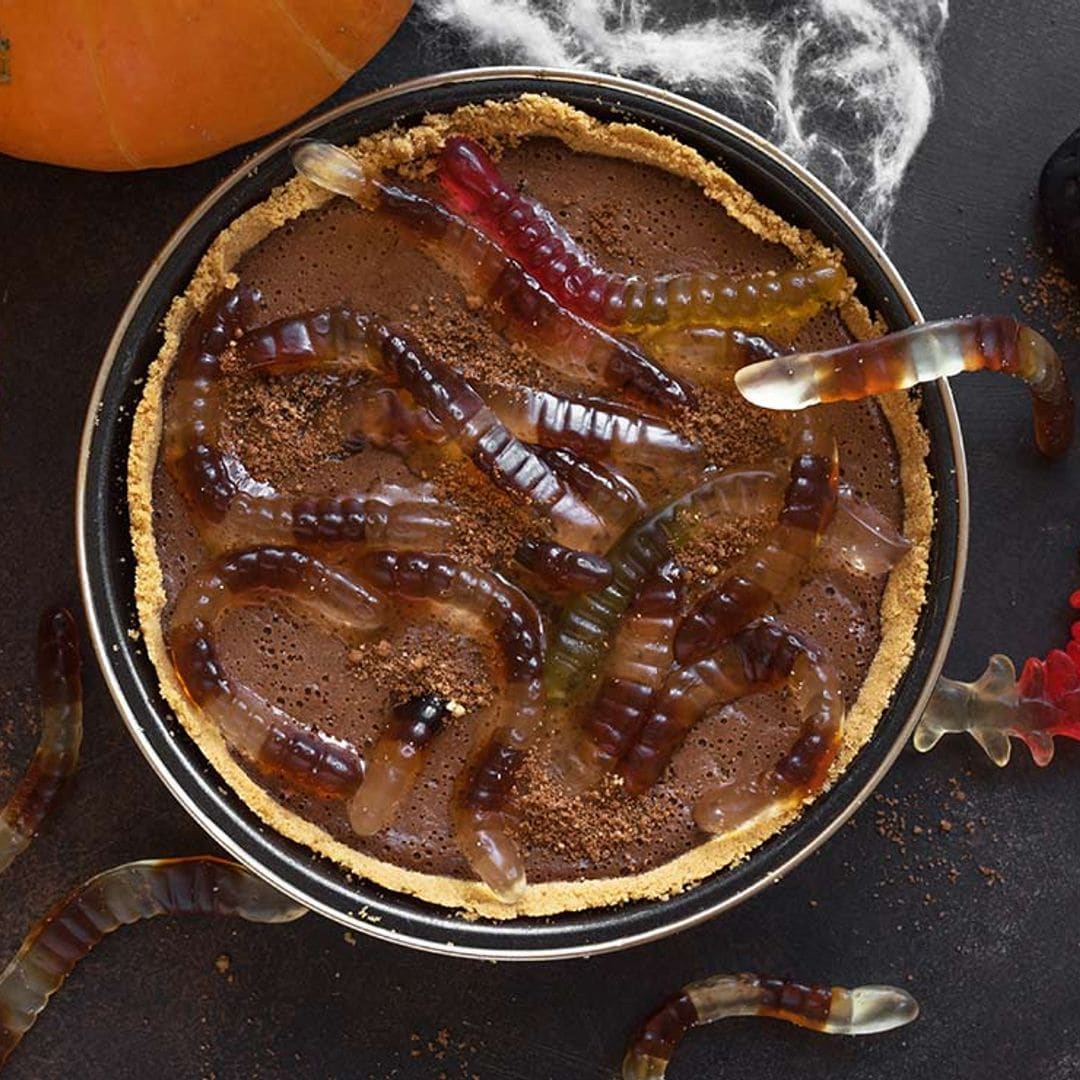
xmin=422 ymin=0 xmax=949 ymax=241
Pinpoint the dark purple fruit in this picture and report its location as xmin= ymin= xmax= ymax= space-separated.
xmin=1040 ymin=126 xmax=1080 ymax=279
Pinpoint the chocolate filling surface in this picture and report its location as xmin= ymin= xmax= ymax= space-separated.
xmin=150 ymin=138 xmax=901 ymax=885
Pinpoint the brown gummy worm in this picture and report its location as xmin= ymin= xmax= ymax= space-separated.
xmin=0 ymin=608 xmax=82 ymax=875
xmin=0 ymin=857 xmax=307 ymax=1066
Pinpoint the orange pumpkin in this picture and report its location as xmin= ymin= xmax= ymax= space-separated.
xmin=0 ymin=0 xmax=412 ymax=170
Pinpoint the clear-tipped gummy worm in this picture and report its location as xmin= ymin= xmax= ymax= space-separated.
xmin=623 ymin=972 xmax=918 ymax=1079
xmin=619 ymin=619 xmax=845 ymax=835
xmin=735 ymin=316 xmax=1074 ymax=458
xmin=348 ymin=693 xmax=453 ymax=836
xmin=673 ymin=410 xmax=839 ymax=665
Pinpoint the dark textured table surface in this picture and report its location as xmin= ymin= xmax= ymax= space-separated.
xmin=3 ymin=3 xmax=1080 ymax=1077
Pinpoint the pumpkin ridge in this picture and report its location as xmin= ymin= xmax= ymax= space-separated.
xmin=268 ymin=0 xmax=353 ymax=83
xmin=78 ymin=0 xmax=141 ymax=169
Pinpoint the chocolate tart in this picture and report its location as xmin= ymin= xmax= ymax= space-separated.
xmin=126 ymin=92 xmax=932 ymax=921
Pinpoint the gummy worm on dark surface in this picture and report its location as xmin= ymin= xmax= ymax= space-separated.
xmin=0 ymin=857 xmax=307 ymax=1067
xmin=0 ymin=609 xmax=82 ymax=875
xmin=622 ymin=972 xmax=918 ymax=1080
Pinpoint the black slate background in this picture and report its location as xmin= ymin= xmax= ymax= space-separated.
xmin=3 ymin=3 xmax=1080 ymax=1077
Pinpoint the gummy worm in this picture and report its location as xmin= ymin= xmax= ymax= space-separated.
xmin=827 ymin=481 xmax=912 ymax=577
xmin=350 ymin=550 xmax=545 ymax=902
xmin=169 ymin=546 xmax=384 ymax=799
xmin=479 ymin=382 xmax=706 ymax=484
xmin=623 ymin=972 xmax=918 ymax=1080
xmin=216 ymin=486 xmax=453 ymax=553
xmin=436 ymin=134 xmax=848 ymax=334
xmin=544 ymin=467 xmax=783 ymax=704
xmin=0 ymin=609 xmax=82 ymax=875
xmin=164 ymin=288 xmax=448 ymax=552
xmin=238 ymin=311 xmax=610 ymax=549
xmin=673 ymin=411 xmax=839 ymax=665
xmin=513 ymin=538 xmax=614 ymax=595
xmin=641 ymin=325 xmax=783 ymax=386
xmin=619 ymin=619 xmax=844 ymax=824
xmin=344 ymin=384 xmax=447 ymax=459
xmin=0 ymin=857 xmax=307 ymax=1067
xmin=348 ymin=693 xmax=453 ymax=835
xmin=162 ymin=285 xmax=263 ymax=523
xmin=536 ymin=443 xmax=645 ymax=542
xmin=735 ymin=316 xmax=1075 ymax=458
xmin=557 ymin=560 xmax=683 ymax=791
xmin=291 ymin=139 xmax=692 ymax=412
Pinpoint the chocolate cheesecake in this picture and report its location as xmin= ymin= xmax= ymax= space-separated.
xmin=129 ymin=94 xmax=931 ymax=918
